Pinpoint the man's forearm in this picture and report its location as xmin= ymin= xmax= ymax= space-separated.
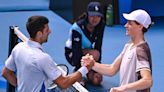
xmin=7 ymin=74 xmax=17 ymax=87
xmin=123 ymin=78 xmax=152 ymax=91
xmin=2 ymin=67 xmax=17 ymax=87
xmin=55 ymin=71 xmax=82 ymax=89
xmin=92 ymin=62 xmax=115 ymax=76
xmin=124 ymin=70 xmax=152 ymax=91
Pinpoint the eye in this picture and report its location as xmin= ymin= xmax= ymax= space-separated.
xmin=127 ymin=21 xmax=133 ymax=25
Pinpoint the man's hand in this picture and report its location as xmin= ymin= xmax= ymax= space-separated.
xmin=81 ymin=54 xmax=95 ymax=70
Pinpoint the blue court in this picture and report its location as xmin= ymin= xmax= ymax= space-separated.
xmin=0 ymin=0 xmax=164 ymax=92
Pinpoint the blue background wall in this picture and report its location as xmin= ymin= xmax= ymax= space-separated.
xmin=119 ymin=0 xmax=164 ymax=24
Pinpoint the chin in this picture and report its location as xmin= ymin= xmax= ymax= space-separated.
xmin=44 ymin=40 xmax=48 ymax=43
xmin=92 ymin=23 xmax=98 ymax=27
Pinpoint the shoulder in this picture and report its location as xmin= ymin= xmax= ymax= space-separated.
xmin=37 ymin=53 xmax=52 ymax=62
xmin=71 ymin=22 xmax=84 ymax=34
xmin=72 ymin=22 xmax=80 ymax=29
xmin=136 ymin=42 xmax=151 ymax=61
xmin=124 ymin=41 xmax=132 ymax=48
xmin=121 ymin=42 xmax=132 ymax=53
xmin=137 ymin=42 xmax=150 ymax=51
xmin=136 ymin=42 xmax=150 ymax=56
xmin=36 ymin=52 xmax=55 ymax=68
xmin=12 ymin=42 xmax=26 ymax=52
xmin=77 ymin=18 xmax=85 ymax=25
xmin=15 ymin=42 xmax=26 ymax=48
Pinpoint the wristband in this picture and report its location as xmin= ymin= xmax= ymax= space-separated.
xmin=78 ymin=66 xmax=88 ymax=76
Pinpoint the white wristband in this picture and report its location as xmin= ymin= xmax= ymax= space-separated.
xmin=78 ymin=66 xmax=88 ymax=76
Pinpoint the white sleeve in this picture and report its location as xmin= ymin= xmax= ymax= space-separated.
xmin=39 ymin=54 xmax=62 ymax=81
xmin=5 ymin=50 xmax=16 ymax=71
xmin=136 ymin=46 xmax=151 ymax=72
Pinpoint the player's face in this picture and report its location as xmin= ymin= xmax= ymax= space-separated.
xmin=124 ymin=20 xmax=142 ymax=37
xmin=41 ymin=24 xmax=51 ymax=43
xmin=88 ymin=16 xmax=101 ymax=27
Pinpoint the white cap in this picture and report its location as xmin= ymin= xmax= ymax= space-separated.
xmin=123 ymin=9 xmax=151 ymax=28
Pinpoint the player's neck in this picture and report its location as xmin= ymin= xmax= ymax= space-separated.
xmin=131 ymin=35 xmax=145 ymax=46
xmin=30 ymin=38 xmax=42 ymax=45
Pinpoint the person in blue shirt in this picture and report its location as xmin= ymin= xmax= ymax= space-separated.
xmin=65 ymin=2 xmax=105 ymax=86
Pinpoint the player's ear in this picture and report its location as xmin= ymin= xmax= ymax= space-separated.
xmin=36 ymin=31 xmax=43 ymax=38
xmin=37 ymin=31 xmax=43 ymax=37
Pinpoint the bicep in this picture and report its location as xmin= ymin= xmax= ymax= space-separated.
xmin=138 ymin=69 xmax=153 ymax=87
xmin=139 ymin=69 xmax=152 ymax=80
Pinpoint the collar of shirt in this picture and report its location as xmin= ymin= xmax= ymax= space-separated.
xmin=27 ymin=40 xmax=43 ymax=51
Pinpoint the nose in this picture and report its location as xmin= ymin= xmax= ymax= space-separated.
xmin=49 ymin=29 xmax=51 ymax=34
xmin=124 ymin=22 xmax=128 ymax=28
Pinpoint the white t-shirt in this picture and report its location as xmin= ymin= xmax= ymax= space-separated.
xmin=5 ymin=40 xmax=62 ymax=92
xmin=119 ymin=41 xmax=152 ymax=92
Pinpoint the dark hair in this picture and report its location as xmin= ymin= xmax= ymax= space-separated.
xmin=26 ymin=15 xmax=49 ymax=38
xmin=74 ymin=12 xmax=88 ymax=22
xmin=75 ymin=12 xmax=104 ymax=25
xmin=134 ymin=21 xmax=150 ymax=33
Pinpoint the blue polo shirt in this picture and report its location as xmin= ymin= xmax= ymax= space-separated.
xmin=5 ymin=40 xmax=62 ymax=92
